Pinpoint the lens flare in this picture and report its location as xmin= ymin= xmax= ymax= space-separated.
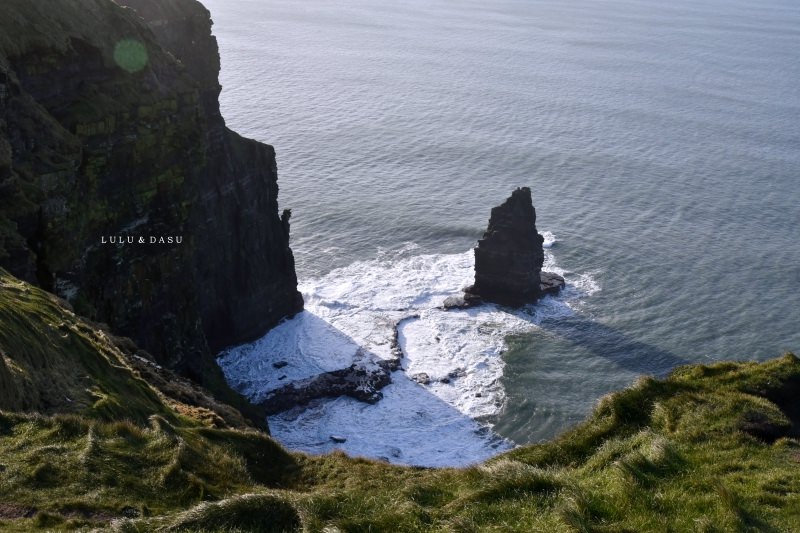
xmin=113 ymin=39 xmax=148 ymax=73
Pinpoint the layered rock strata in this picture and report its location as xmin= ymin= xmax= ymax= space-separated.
xmin=454 ymin=187 xmax=564 ymax=307
xmin=0 ymin=0 xmax=302 ymax=390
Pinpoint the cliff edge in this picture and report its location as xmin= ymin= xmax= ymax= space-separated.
xmin=0 ymin=0 xmax=303 ymax=389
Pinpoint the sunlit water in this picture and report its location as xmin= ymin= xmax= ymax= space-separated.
xmin=205 ymin=0 xmax=800 ymax=461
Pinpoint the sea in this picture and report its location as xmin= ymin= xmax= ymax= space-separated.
xmin=204 ymin=0 xmax=800 ymax=466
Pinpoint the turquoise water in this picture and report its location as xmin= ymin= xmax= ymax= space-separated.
xmin=205 ymin=0 xmax=800 ymax=444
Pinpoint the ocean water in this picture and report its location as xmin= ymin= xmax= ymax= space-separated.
xmin=206 ymin=0 xmax=800 ymax=464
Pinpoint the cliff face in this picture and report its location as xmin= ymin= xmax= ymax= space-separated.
xmin=0 ymin=0 xmax=302 ymax=387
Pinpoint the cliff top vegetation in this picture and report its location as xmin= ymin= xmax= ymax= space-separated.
xmin=1 ymin=269 xmax=799 ymax=531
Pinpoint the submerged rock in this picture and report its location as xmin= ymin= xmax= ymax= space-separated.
xmin=441 ymin=295 xmax=473 ymax=310
xmin=448 ymin=368 xmax=467 ymax=379
xmin=411 ymin=373 xmax=431 ymax=385
xmin=463 ymin=187 xmax=564 ymax=306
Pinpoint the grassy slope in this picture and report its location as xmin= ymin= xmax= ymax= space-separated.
xmin=0 ymin=268 xmax=253 ymax=429
xmin=1 ymin=270 xmax=799 ymax=531
xmin=0 ymin=269 xmax=175 ymax=422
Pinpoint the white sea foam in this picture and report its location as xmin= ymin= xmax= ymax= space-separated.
xmin=399 ymin=307 xmax=531 ymax=419
xmin=541 ymin=230 xmax=557 ymax=249
xmin=268 ymin=379 xmax=511 ymax=467
xmin=217 ymin=311 xmax=364 ymax=403
xmin=218 ymin=237 xmax=599 ymax=466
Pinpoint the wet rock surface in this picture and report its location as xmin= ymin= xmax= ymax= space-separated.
xmin=540 ymin=271 xmax=567 ymax=297
xmin=255 ymin=316 xmax=425 ymax=414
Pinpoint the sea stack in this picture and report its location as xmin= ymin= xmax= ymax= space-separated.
xmin=460 ymin=187 xmax=564 ymax=307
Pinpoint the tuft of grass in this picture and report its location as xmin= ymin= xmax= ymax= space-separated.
xmin=155 ymin=493 xmax=301 ymax=532
xmin=468 ymin=460 xmax=562 ymax=502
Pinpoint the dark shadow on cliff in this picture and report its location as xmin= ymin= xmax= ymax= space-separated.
xmin=534 ymin=313 xmax=689 ymax=376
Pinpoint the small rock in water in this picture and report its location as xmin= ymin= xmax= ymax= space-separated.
xmin=442 ymin=295 xmax=476 ymax=310
xmin=448 ymin=368 xmax=467 ymax=379
xmin=540 ymin=271 xmax=566 ymax=296
xmin=272 ymin=360 xmax=289 ymax=369
xmin=330 ymin=435 xmax=347 ymax=443
xmin=411 ymin=373 xmax=431 ymax=385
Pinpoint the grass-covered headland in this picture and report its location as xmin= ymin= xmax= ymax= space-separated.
xmin=1 ymin=269 xmax=798 ymax=532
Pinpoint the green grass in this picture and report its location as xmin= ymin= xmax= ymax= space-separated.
xmin=0 ymin=412 xmax=298 ymax=528
xmin=1 ymin=269 xmax=799 ymax=531
xmin=0 ymin=360 xmax=796 ymax=533
xmin=0 ymin=268 xmax=181 ymax=424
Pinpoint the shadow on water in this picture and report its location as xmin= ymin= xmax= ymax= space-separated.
xmin=492 ymin=310 xmax=692 ymax=443
xmin=537 ymin=314 xmax=689 ymax=376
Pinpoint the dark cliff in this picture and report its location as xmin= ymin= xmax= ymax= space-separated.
xmin=0 ymin=0 xmax=303 ymax=389
xmin=464 ymin=187 xmax=563 ymax=306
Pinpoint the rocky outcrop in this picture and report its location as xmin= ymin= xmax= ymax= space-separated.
xmin=0 ymin=0 xmax=302 ymax=391
xmin=256 ymin=316 xmax=414 ymax=414
xmin=459 ymin=187 xmax=564 ymax=307
xmin=258 ymin=358 xmax=399 ymax=415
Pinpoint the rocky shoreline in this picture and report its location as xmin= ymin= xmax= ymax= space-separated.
xmin=254 ymin=314 xmax=420 ymax=415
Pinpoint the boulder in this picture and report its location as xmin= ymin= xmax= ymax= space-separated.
xmin=540 ymin=271 xmax=567 ymax=297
